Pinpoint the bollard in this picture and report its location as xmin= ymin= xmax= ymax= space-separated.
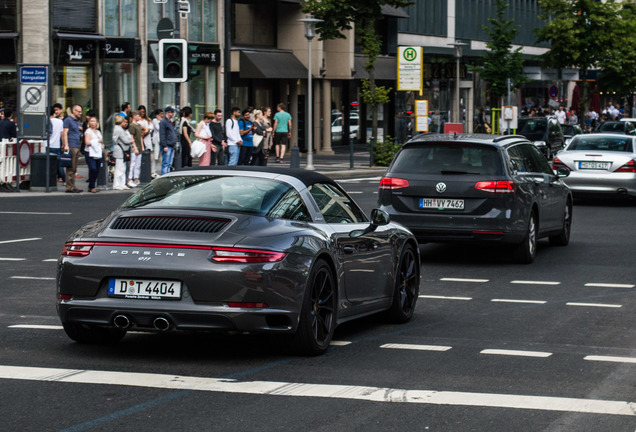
xmin=97 ymin=155 xmax=108 ymax=187
xmin=289 ymin=145 xmax=300 ymax=169
xmin=173 ymin=145 xmax=182 ymax=170
xmin=139 ymin=149 xmax=152 ymax=183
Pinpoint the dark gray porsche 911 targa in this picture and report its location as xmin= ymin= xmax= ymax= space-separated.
xmin=57 ymin=167 xmax=420 ymax=355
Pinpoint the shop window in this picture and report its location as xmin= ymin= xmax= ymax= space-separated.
xmin=188 ymin=66 xmax=218 ymax=119
xmin=105 ymin=0 xmax=138 ymax=37
xmin=188 ymin=0 xmax=218 ymax=42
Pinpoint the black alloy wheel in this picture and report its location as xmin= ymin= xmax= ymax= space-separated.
xmin=550 ymin=199 xmax=572 ymax=246
xmin=514 ymin=212 xmax=537 ymax=264
xmin=388 ymin=244 xmax=419 ymax=323
xmin=292 ymin=259 xmax=336 ymax=356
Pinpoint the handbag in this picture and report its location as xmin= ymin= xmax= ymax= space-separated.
xmin=59 ymin=150 xmax=73 ymax=168
xmin=117 ymin=143 xmax=130 ymax=162
xmin=190 ymin=140 xmax=206 ymax=158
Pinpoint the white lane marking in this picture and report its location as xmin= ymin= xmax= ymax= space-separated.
xmin=9 ymin=325 xmax=63 ymax=330
xmin=566 ymin=302 xmax=622 ymax=308
xmin=0 ymin=211 xmax=71 ymax=215
xmin=381 ymin=343 xmax=452 ymax=352
xmin=330 ymin=341 xmax=352 ymax=346
xmin=481 ymin=349 xmax=552 ymax=358
xmin=42 ymin=259 xmax=58 ymax=262
xmin=511 ymin=280 xmax=561 ymax=285
xmin=10 ymin=276 xmax=55 ymax=281
xmin=440 ymin=278 xmax=489 ymax=283
xmin=0 ymin=258 xmax=26 ymax=261
xmin=419 ymin=295 xmax=473 ymax=301
xmin=585 ymin=283 xmax=635 ymax=289
xmin=347 ymin=191 xmax=364 ymax=194
xmin=0 ymin=365 xmax=633 ymax=416
xmin=491 ymin=299 xmax=547 ymax=305
xmin=0 ymin=237 xmax=42 ymax=245
xmin=584 ymin=356 xmax=636 ymax=364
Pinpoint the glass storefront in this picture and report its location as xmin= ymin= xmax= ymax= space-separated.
xmin=0 ymin=66 xmax=17 ymax=111
xmin=52 ymin=66 xmax=96 ymax=115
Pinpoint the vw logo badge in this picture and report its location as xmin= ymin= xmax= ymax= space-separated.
xmin=435 ymin=182 xmax=447 ymax=193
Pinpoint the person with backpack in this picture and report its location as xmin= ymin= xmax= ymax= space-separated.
xmin=225 ymin=107 xmax=242 ymax=166
xmin=238 ymin=108 xmax=255 ymax=165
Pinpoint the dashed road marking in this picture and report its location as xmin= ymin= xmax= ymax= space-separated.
xmin=481 ymin=349 xmax=552 ymax=358
xmin=330 ymin=340 xmax=352 ymax=346
xmin=0 ymin=212 xmax=71 ymax=215
xmin=0 ymin=365 xmax=633 ymax=416
xmin=419 ymin=295 xmax=473 ymax=301
xmin=381 ymin=343 xmax=452 ymax=352
xmin=584 ymin=355 xmax=636 ymax=364
xmin=0 ymin=237 xmax=41 ymax=245
xmin=0 ymin=258 xmax=26 ymax=261
xmin=10 ymin=276 xmax=55 ymax=281
xmin=510 ymin=280 xmax=561 ymax=286
xmin=491 ymin=299 xmax=547 ymax=304
xmin=566 ymin=302 xmax=622 ymax=308
xmin=585 ymin=283 xmax=634 ymax=289
xmin=9 ymin=325 xmax=63 ymax=330
xmin=440 ymin=278 xmax=489 ymax=283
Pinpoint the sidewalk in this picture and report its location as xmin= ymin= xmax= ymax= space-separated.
xmin=2 ymin=144 xmax=387 ymax=196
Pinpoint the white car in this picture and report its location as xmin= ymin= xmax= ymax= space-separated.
xmin=331 ymin=114 xmax=360 ymax=144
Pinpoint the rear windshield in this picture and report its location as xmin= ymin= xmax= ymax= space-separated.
xmin=568 ymin=136 xmax=633 ymax=152
xmin=561 ymin=125 xmax=576 ymax=135
xmin=517 ymin=118 xmax=547 ymax=141
xmin=391 ymin=144 xmax=503 ymax=175
xmin=120 ymin=175 xmax=311 ymax=220
xmin=597 ymin=122 xmax=624 ymax=133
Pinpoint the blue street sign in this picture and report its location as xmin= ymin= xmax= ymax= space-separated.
xmin=20 ymin=66 xmax=47 ymax=84
xmin=549 ymin=85 xmax=559 ymax=98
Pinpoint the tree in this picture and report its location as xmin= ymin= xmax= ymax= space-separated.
xmin=471 ymin=0 xmax=528 ymax=106
xmin=302 ymin=0 xmax=411 ymax=166
xmin=535 ymin=0 xmax=621 ymax=119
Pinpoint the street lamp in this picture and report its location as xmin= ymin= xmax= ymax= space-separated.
xmin=448 ymin=40 xmax=468 ymax=126
xmin=298 ymin=15 xmax=323 ymax=170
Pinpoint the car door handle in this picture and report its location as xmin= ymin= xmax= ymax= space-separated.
xmin=343 ymin=245 xmax=356 ymax=254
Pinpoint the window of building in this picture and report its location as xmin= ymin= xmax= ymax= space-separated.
xmin=232 ymin=2 xmax=276 ymax=47
xmin=53 ymin=0 xmax=97 ymax=32
xmin=398 ymin=0 xmax=447 ymax=37
xmin=0 ymin=0 xmax=17 ymax=32
xmin=105 ymin=0 xmax=138 ymax=37
xmin=147 ymin=0 xmax=177 ymax=39
xmin=188 ymin=67 xmax=218 ymax=119
xmin=188 ymin=0 xmax=218 ymax=42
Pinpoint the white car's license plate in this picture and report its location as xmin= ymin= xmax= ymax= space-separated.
xmin=419 ymin=198 xmax=465 ymax=210
xmin=108 ymin=278 xmax=182 ymax=300
xmin=579 ymin=161 xmax=610 ymax=170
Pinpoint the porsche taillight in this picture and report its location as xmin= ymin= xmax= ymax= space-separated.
xmin=61 ymin=242 xmax=94 ymax=257
xmin=614 ymin=159 xmax=636 ymax=173
xmin=474 ymin=180 xmax=516 ymax=193
xmin=210 ymin=247 xmax=287 ymax=263
xmin=379 ymin=177 xmax=410 ymax=190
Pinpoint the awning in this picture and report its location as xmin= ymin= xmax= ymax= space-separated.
xmin=353 ymin=55 xmax=396 ymax=80
xmin=53 ymin=32 xmax=106 ymax=41
xmin=381 ymin=5 xmax=409 ymax=18
xmin=240 ymin=50 xmax=307 ymax=79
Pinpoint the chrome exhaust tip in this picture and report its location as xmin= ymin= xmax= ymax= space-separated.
xmin=153 ymin=317 xmax=170 ymax=331
xmin=113 ymin=315 xmax=131 ymax=330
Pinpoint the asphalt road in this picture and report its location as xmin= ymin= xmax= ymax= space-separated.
xmin=1 ymin=179 xmax=635 ymax=432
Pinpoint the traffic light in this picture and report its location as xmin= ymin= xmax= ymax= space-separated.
xmin=159 ymin=39 xmax=187 ymax=82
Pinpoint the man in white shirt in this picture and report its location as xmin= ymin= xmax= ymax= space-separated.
xmin=49 ymin=104 xmax=65 ymax=182
xmin=555 ymin=106 xmax=566 ymax=125
xmin=225 ymin=107 xmax=243 ymax=166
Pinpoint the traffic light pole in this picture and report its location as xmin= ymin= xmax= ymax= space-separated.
xmin=173 ymin=0 xmax=182 ymax=170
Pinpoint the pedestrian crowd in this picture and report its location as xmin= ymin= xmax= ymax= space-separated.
xmin=22 ymin=100 xmax=293 ymax=193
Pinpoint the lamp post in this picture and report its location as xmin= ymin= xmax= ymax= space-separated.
xmin=298 ymin=15 xmax=322 ymax=170
xmin=448 ymin=40 xmax=468 ymax=125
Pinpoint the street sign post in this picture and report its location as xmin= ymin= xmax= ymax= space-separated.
xmin=398 ymin=46 xmax=423 ymax=92
xmin=17 ymin=63 xmax=51 ymax=192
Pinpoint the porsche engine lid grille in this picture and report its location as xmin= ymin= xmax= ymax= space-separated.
xmin=111 ymin=216 xmax=230 ymax=233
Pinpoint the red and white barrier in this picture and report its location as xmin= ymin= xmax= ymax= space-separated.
xmin=0 ymin=139 xmax=47 ymax=184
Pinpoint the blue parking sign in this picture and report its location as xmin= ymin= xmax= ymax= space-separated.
xmin=20 ymin=66 xmax=47 ymax=84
